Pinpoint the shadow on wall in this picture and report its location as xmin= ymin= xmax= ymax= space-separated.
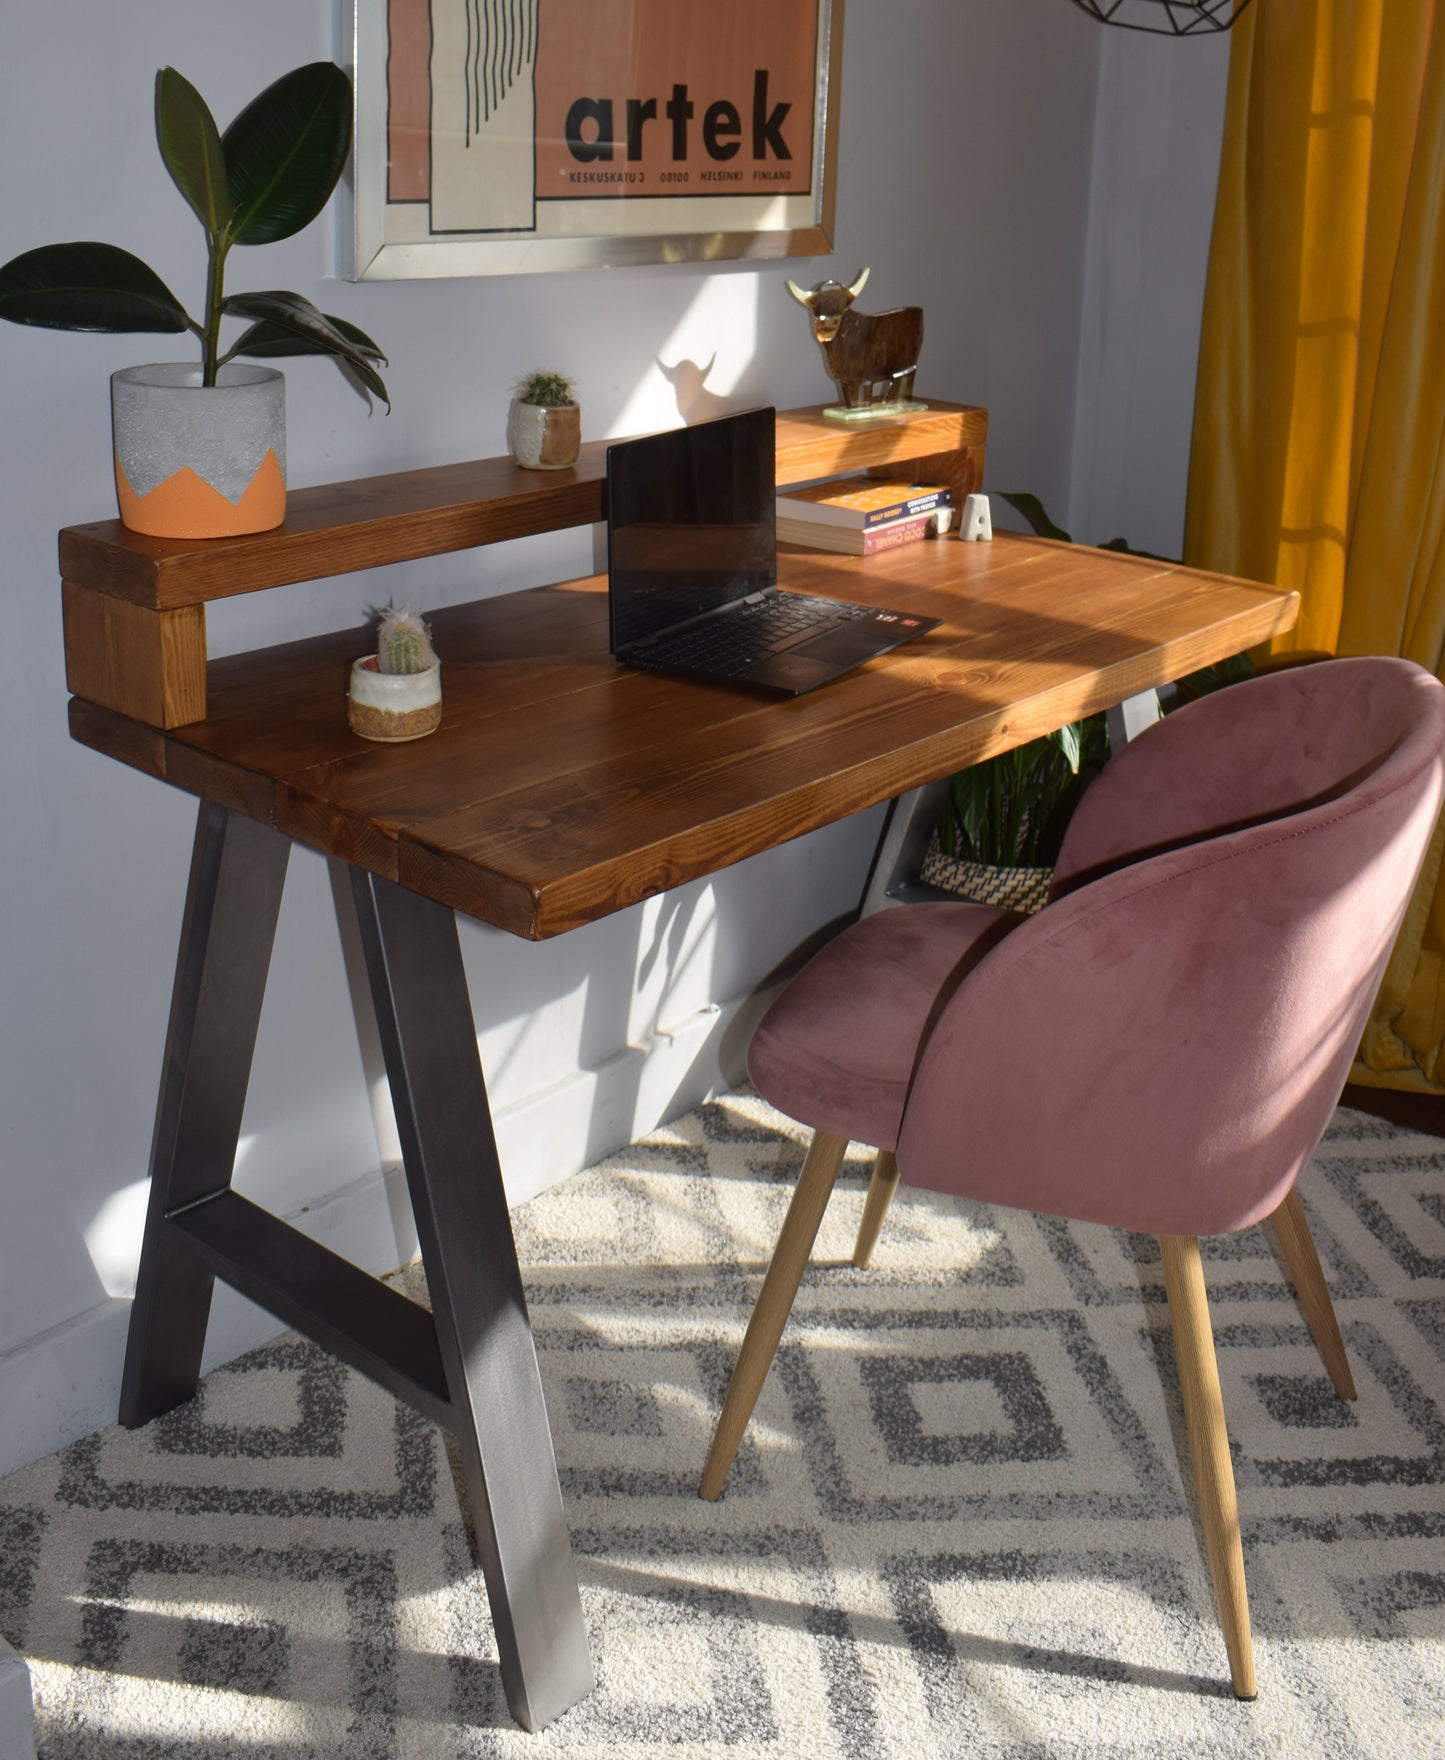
xmin=656 ymin=355 xmax=733 ymax=425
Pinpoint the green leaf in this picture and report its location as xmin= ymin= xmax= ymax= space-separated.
xmin=222 ymin=62 xmax=353 ymax=246
xmin=155 ymin=68 xmax=232 ymax=238
xmin=951 ymin=769 xmax=991 ymax=850
xmin=997 ymin=491 xmax=1072 ymax=544
xmin=224 ymin=291 xmax=388 ymax=403
xmin=0 ymin=242 xmax=190 ymax=333
xmin=228 ymin=311 xmax=385 ymax=364
xmin=1050 ymin=720 xmax=1083 ymax=774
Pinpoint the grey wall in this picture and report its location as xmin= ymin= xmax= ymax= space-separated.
xmin=0 ymin=0 xmax=1226 ymax=1476
xmin=1068 ymin=27 xmax=1231 ymax=553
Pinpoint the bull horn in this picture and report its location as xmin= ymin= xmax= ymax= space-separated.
xmin=847 ymin=266 xmax=870 ymax=299
xmin=785 ymin=279 xmax=812 ymax=306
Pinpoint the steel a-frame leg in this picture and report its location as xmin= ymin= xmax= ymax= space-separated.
xmin=121 ymin=804 xmax=290 ymax=1424
xmin=120 ymin=802 xmax=593 ymax=1731
xmin=344 ymin=864 xmax=594 ymax=1729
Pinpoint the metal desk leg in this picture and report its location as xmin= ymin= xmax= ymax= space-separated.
xmin=121 ymin=804 xmax=290 ymax=1426
xmin=347 ymin=868 xmax=595 ymax=1732
xmin=1107 ymin=688 xmax=1162 ymax=752
xmin=857 ymin=780 xmax=950 ymax=916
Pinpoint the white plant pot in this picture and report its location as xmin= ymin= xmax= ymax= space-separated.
xmin=111 ymin=362 xmax=286 ymax=539
xmin=347 ymin=656 xmax=443 ymax=742
xmin=507 ymin=397 xmax=581 ymax=470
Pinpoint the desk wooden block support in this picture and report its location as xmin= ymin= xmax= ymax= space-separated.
xmin=61 ymin=582 xmax=207 ymax=728
xmin=59 ymin=401 xmax=988 ymax=730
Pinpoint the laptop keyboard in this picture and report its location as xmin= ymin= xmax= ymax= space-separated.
xmin=635 ymin=593 xmax=871 ymax=678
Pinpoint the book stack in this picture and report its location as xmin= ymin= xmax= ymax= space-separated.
xmin=776 ymin=479 xmax=954 ymax=555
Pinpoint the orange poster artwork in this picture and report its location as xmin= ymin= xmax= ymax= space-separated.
xmin=349 ymin=0 xmax=842 ymax=278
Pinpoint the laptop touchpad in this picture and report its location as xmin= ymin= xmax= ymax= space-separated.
xmin=789 ymin=625 xmax=879 ymax=664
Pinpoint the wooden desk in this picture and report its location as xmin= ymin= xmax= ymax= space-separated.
xmin=60 ymin=407 xmax=1297 ymax=1733
xmin=70 ymin=534 xmax=1295 ymax=937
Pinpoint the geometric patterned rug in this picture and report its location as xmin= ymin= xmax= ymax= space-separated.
xmin=2 ymin=1090 xmax=1443 ymax=1759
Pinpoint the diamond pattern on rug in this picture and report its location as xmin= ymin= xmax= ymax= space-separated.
xmin=2 ymin=1093 xmax=1444 ymax=1759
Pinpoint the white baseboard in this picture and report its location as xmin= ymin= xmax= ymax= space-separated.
xmin=0 ymin=984 xmax=774 ymax=1481
xmin=0 ymin=1635 xmax=36 ymax=1760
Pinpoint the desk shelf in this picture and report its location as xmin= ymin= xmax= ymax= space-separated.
xmin=59 ymin=400 xmax=988 ymax=730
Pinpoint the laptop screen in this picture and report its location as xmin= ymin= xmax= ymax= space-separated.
xmin=607 ymin=407 xmax=776 ymax=653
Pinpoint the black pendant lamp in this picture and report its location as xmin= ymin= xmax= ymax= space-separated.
xmin=1068 ymin=0 xmax=1256 ymax=33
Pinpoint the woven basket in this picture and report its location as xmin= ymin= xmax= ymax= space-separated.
xmin=919 ymin=835 xmax=1052 ymax=914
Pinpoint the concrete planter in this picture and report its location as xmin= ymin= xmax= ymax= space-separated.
xmin=111 ymin=362 xmax=286 ymax=538
xmin=506 ymin=397 xmax=580 ymax=470
xmin=347 ymin=655 xmax=442 ymax=742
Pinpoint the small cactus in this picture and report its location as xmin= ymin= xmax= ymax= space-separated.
xmin=514 ymin=369 xmax=576 ymax=408
xmin=373 ymin=602 xmax=438 ymax=675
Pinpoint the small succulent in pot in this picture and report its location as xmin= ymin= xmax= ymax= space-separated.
xmin=348 ymin=603 xmax=442 ymax=743
xmin=508 ymin=369 xmax=581 ymax=470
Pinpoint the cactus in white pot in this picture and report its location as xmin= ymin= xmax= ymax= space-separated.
xmin=375 ymin=603 xmax=438 ymax=675
xmin=348 ymin=602 xmax=442 ymax=742
xmin=507 ymin=369 xmax=580 ymax=470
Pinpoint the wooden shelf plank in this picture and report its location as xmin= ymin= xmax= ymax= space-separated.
xmin=58 ymin=401 xmax=988 ymax=613
xmin=773 ymin=402 xmax=986 ymax=485
xmin=59 ymin=452 xmax=613 ymax=612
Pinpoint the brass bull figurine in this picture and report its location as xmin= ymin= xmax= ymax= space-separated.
xmin=786 ymin=267 xmax=924 ymax=410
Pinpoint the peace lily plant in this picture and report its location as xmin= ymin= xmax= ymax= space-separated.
xmin=0 ymin=62 xmax=387 ymax=536
xmin=934 ymin=492 xmax=1253 ymax=906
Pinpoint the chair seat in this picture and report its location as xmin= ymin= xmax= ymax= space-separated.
xmin=748 ymin=900 xmax=1021 ymax=1150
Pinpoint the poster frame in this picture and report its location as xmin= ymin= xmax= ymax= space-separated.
xmin=345 ymin=0 xmax=844 ymax=280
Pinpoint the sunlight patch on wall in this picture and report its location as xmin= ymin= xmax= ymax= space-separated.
xmin=612 ymin=273 xmax=761 ymax=436
xmin=82 ymin=1179 xmax=150 ymax=1300
xmin=83 ymin=1135 xmax=259 ymax=1298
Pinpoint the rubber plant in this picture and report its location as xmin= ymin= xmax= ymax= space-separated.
xmin=0 ymin=62 xmax=387 ymax=403
xmin=937 ymin=493 xmax=1252 ymax=870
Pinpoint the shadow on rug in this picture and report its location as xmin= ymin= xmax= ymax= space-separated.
xmin=2 ymin=1093 xmax=1443 ymax=1758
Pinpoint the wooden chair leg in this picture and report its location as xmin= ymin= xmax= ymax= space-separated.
xmin=1261 ymin=1185 xmax=1356 ymax=1400
xmin=700 ymin=1129 xmax=849 ymax=1501
xmin=852 ymin=1149 xmax=900 ymax=1268
xmin=1159 ymin=1234 xmax=1257 ymax=1701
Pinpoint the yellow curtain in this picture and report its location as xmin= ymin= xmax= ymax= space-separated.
xmin=1185 ymin=0 xmax=1445 ymax=1090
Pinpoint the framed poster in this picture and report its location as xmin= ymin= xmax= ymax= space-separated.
xmin=346 ymin=0 xmax=844 ymax=279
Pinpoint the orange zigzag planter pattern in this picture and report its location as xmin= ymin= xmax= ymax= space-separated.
xmin=115 ymin=449 xmax=286 ymax=538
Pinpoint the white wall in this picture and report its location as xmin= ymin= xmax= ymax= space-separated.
xmin=1068 ymin=26 xmax=1232 ymax=554
xmin=0 ymin=0 xmax=1228 ymax=1477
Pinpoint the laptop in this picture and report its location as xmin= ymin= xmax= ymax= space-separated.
xmin=606 ymin=406 xmax=939 ymax=697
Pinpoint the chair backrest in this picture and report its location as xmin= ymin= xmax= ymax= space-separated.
xmin=895 ymin=658 xmax=1445 ymax=1238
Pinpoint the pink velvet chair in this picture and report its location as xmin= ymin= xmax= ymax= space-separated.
xmin=700 ymin=656 xmax=1445 ymax=1700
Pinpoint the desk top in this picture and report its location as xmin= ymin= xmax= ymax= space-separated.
xmin=69 ymin=534 xmax=1298 ymax=939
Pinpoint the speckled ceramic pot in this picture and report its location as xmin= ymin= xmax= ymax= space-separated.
xmin=111 ymin=362 xmax=286 ymax=538
xmin=347 ymin=656 xmax=442 ymax=742
xmin=506 ymin=397 xmax=580 ymax=470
